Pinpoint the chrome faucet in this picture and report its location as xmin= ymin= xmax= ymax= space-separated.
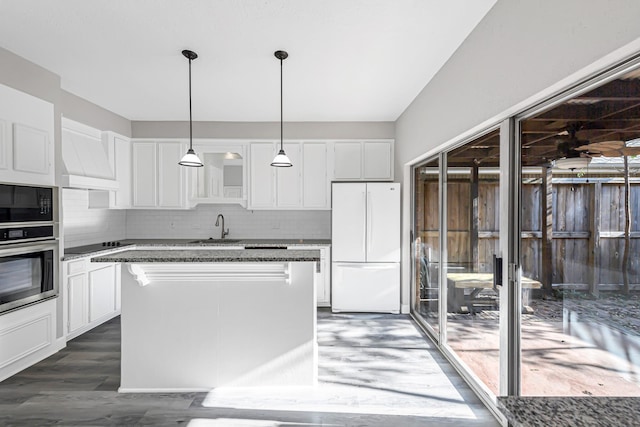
xmin=215 ymin=214 xmax=229 ymax=239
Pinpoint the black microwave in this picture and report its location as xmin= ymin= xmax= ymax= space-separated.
xmin=0 ymin=184 xmax=53 ymax=223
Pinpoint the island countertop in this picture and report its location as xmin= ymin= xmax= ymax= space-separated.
xmin=91 ymin=248 xmax=321 ymax=263
xmin=63 ymin=239 xmax=330 ymax=261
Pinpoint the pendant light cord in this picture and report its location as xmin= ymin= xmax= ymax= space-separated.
xmin=280 ymin=56 xmax=283 ymax=151
xmin=188 ymin=56 xmax=193 ymax=150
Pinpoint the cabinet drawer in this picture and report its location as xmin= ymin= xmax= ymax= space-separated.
xmin=67 ymin=259 xmax=86 ymax=275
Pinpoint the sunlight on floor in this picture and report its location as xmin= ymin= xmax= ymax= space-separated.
xmin=200 ymin=385 xmax=483 ymax=420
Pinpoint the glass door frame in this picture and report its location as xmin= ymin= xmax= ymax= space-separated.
xmin=409 ymin=51 xmax=640 ymax=420
xmin=409 ymin=123 xmax=511 ymax=415
xmin=409 ymin=153 xmax=443 ymax=340
xmin=500 ymin=118 xmax=521 ymax=396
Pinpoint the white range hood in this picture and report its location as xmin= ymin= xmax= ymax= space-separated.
xmin=61 ymin=117 xmax=119 ymax=190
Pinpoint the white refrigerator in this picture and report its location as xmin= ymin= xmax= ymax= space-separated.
xmin=331 ymin=182 xmax=400 ymax=313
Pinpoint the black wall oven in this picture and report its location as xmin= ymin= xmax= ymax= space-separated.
xmin=0 ymin=184 xmax=58 ymax=315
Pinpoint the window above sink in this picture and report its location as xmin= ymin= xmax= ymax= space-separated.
xmin=187 ymin=142 xmax=247 ymax=208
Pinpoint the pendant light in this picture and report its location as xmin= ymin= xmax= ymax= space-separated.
xmin=179 ymin=49 xmax=204 ymax=167
xmin=271 ymin=50 xmax=292 ymax=167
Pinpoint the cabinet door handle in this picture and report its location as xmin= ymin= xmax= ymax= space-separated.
xmin=367 ymin=191 xmax=372 ymax=255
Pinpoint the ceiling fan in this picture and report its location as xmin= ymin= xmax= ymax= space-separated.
xmin=574 ymin=140 xmax=640 ymax=158
xmin=553 ymin=123 xmax=640 ymax=169
xmin=553 ymin=125 xmax=594 ymax=169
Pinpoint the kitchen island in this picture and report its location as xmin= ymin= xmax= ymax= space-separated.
xmin=92 ymin=247 xmax=320 ymax=392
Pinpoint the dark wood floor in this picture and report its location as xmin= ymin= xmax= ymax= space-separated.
xmin=0 ymin=310 xmax=499 ymax=426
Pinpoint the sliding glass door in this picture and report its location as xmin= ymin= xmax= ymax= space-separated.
xmin=444 ymin=129 xmax=503 ymax=395
xmin=413 ymin=158 xmax=441 ymax=335
xmin=517 ymin=65 xmax=640 ymax=396
xmin=412 ymin=129 xmax=505 ymax=397
xmin=411 ymin=57 xmax=640 ymax=410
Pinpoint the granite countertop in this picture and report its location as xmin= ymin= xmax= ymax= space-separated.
xmin=91 ymin=248 xmax=321 ymax=263
xmin=63 ymin=239 xmax=331 ymax=260
xmin=497 ymin=396 xmax=640 ymax=427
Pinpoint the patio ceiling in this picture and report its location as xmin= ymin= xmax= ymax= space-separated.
xmin=448 ymin=68 xmax=640 ymax=168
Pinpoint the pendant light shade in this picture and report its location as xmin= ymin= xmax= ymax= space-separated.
xmin=179 ymin=49 xmax=203 ymax=168
xmin=179 ymin=148 xmax=203 ymax=167
xmin=271 ymin=50 xmax=292 ymax=168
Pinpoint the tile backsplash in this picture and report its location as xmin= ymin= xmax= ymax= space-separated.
xmin=63 ymin=189 xmax=331 ymax=247
xmin=125 ymin=204 xmax=331 ymax=240
xmin=62 ymin=189 xmax=127 ymax=247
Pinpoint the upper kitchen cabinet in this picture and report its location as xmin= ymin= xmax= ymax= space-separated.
xmin=275 ymin=142 xmax=301 ymax=208
xmin=131 ymin=140 xmax=187 ymax=209
xmin=187 ymin=142 xmax=247 ymax=208
xmin=0 ymin=83 xmax=55 ymax=186
xmin=248 ymin=141 xmax=330 ymax=210
xmin=249 ymin=142 xmax=277 ymax=209
xmin=332 ymin=140 xmax=394 ymax=181
xmin=106 ymin=132 xmax=131 ymax=209
xmin=301 ymin=142 xmax=330 ymax=209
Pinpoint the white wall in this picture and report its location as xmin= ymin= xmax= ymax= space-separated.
xmin=133 ymin=121 xmax=394 ymax=140
xmin=394 ymin=0 xmax=640 ymax=311
xmin=396 ymin=0 xmax=640 ymax=171
xmin=62 ymin=189 xmax=127 ymax=247
xmin=61 ymin=90 xmax=131 ymax=138
xmin=125 ymin=205 xmax=330 ymax=240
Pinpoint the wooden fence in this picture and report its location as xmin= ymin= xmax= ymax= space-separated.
xmin=417 ymin=175 xmax=640 ymax=294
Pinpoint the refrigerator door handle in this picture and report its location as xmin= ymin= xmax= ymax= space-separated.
xmin=367 ymin=190 xmax=372 ymax=256
xmin=362 ymin=190 xmax=367 ymax=257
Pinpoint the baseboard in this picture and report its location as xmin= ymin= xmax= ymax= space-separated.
xmin=66 ymin=310 xmax=120 ymax=342
xmin=118 ymin=387 xmax=213 ymax=393
xmin=0 ymin=336 xmax=66 ymax=383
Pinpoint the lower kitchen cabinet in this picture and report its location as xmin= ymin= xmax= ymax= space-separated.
xmin=63 ymin=258 xmax=121 ymax=340
xmin=67 ymin=273 xmax=87 ymax=334
xmin=294 ymin=245 xmax=331 ymax=307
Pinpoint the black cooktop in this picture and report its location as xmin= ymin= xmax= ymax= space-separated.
xmin=64 ymin=241 xmax=125 ymax=255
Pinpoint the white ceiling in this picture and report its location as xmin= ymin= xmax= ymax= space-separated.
xmin=0 ymin=0 xmax=496 ymax=122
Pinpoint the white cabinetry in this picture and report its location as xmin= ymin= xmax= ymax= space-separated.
xmin=248 ymin=141 xmax=330 ymax=210
xmin=302 ymin=142 xmax=330 ymax=209
xmin=157 ymin=143 xmax=185 ymax=207
xmin=249 ymin=142 xmax=277 ymax=209
xmin=64 ymin=258 xmax=120 ymax=340
xmin=67 ymin=273 xmax=87 ymax=334
xmin=107 ymin=132 xmax=131 ymax=208
xmin=292 ymin=245 xmax=331 ymax=307
xmin=132 ymin=142 xmax=156 ymax=207
xmin=89 ymin=265 xmax=118 ymax=322
xmin=333 ymin=142 xmax=362 ymax=180
xmin=14 ymin=124 xmax=50 ymax=175
xmin=132 ymin=140 xmax=187 ymax=209
xmin=276 ymin=143 xmax=301 ymax=208
xmin=333 ymin=140 xmax=394 ymax=181
xmin=0 ymin=83 xmax=54 ymax=186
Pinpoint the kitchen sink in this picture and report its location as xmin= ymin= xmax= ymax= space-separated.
xmin=189 ymin=239 xmax=242 ymax=244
